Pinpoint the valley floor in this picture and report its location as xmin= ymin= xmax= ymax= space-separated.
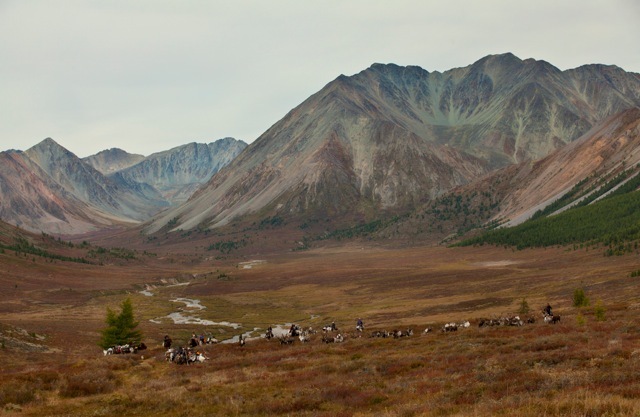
xmin=1 ymin=244 xmax=640 ymax=416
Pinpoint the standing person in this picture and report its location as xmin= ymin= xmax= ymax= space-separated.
xmin=544 ymin=303 xmax=553 ymax=316
xmin=163 ymin=335 xmax=172 ymax=349
xmin=356 ymin=318 xmax=364 ymax=332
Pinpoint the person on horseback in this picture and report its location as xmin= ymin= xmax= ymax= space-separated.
xmin=265 ymin=326 xmax=274 ymax=339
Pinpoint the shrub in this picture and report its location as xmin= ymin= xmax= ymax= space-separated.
xmin=594 ymin=299 xmax=606 ymax=321
xmin=59 ymin=369 xmax=116 ymax=398
xmin=573 ymin=287 xmax=590 ymax=308
xmin=0 ymin=382 xmax=35 ymax=406
xmin=518 ymin=298 xmax=530 ymax=315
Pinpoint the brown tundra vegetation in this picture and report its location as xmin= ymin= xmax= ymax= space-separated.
xmin=1 ymin=241 xmax=640 ymax=416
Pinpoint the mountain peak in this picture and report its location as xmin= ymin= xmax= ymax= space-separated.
xmin=363 ymin=62 xmax=430 ymax=79
xmin=27 ymin=137 xmax=76 ymax=160
xmin=83 ymin=148 xmax=145 ymax=175
xmin=34 ymin=137 xmax=63 ymax=149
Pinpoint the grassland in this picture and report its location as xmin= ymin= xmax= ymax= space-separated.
xmin=2 ymin=243 xmax=640 ymax=416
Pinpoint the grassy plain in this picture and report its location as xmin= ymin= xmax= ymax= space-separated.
xmin=1 ymin=242 xmax=640 ymax=416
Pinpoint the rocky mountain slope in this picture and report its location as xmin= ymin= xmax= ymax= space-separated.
xmin=83 ymin=148 xmax=145 ymax=174
xmin=0 ymin=149 xmax=120 ymax=234
xmin=0 ymin=138 xmax=246 ymax=235
xmin=146 ymin=54 xmax=640 ymax=234
xmin=389 ymin=107 xmax=640 ymax=244
xmin=111 ymin=138 xmax=246 ymax=205
xmin=25 ymin=139 xmax=168 ymax=222
xmin=493 ymin=106 xmax=640 ymax=226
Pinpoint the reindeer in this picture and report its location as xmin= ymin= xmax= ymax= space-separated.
xmin=393 ymin=329 xmax=413 ymax=338
xmin=279 ymin=335 xmax=295 ymax=345
xmin=544 ymin=314 xmax=561 ymax=324
xmin=322 ymin=333 xmax=344 ymax=343
xmin=442 ymin=323 xmax=458 ymax=332
xmin=188 ymin=351 xmax=207 ymax=364
xmin=288 ymin=324 xmax=301 ymax=337
xmin=322 ymin=322 xmax=338 ymax=332
xmin=543 ymin=309 xmax=561 ymax=324
xmin=298 ymin=331 xmax=310 ymax=343
xmin=370 ymin=330 xmax=390 ymax=338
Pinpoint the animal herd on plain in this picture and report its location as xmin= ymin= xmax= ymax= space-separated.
xmin=102 ymin=342 xmax=147 ymax=356
xmin=102 ymin=307 xmax=561 ymax=364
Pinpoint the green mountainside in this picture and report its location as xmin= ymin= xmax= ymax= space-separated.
xmin=458 ymin=170 xmax=640 ymax=255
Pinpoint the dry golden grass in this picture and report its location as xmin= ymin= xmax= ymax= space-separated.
xmin=2 ymin=243 xmax=640 ymax=416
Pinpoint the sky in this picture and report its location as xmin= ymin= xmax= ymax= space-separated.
xmin=1 ymin=1 xmax=639 ymax=158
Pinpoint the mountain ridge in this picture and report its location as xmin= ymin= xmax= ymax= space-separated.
xmin=0 ymin=137 xmax=246 ymax=234
xmin=146 ymin=53 xmax=640 ymax=234
xmin=83 ymin=148 xmax=145 ymax=174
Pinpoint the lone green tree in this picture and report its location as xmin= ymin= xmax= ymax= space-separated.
xmin=99 ymin=298 xmax=142 ymax=348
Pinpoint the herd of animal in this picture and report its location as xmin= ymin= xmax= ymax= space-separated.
xmin=101 ymin=310 xmax=561 ymax=363
xmin=164 ymin=346 xmax=207 ymax=364
xmin=102 ymin=342 xmax=147 ymax=356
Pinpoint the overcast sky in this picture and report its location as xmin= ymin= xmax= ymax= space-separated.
xmin=1 ymin=1 xmax=638 ymax=157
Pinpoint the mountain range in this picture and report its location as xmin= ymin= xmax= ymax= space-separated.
xmin=0 ymin=138 xmax=246 ymax=234
xmin=146 ymin=53 xmax=640 ymax=234
xmin=1 ymin=53 xmax=639 ymax=240
xmin=94 ymin=138 xmax=246 ymax=205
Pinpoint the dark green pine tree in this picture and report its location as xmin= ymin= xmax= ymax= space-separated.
xmin=99 ymin=298 xmax=142 ymax=348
